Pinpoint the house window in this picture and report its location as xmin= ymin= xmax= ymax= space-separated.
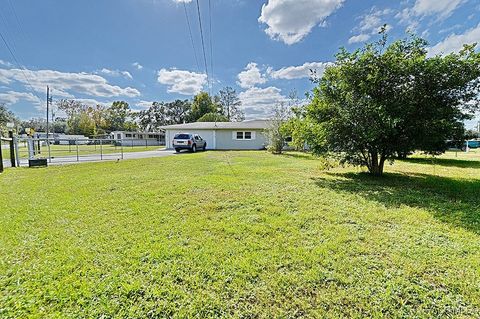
xmin=125 ymin=133 xmax=132 ymax=138
xmin=235 ymin=131 xmax=254 ymax=140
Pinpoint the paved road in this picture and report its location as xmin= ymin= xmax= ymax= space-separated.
xmin=2 ymin=149 xmax=177 ymax=167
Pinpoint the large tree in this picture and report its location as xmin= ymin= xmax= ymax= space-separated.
xmin=307 ymin=32 xmax=480 ymax=176
xmin=190 ymin=92 xmax=216 ymax=121
xmin=105 ymin=101 xmax=131 ymax=131
xmin=137 ymin=100 xmax=191 ymax=131
xmin=0 ymin=104 xmax=18 ymax=135
xmin=217 ymin=87 xmax=244 ymax=122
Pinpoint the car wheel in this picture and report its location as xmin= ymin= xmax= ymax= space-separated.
xmin=175 ymin=148 xmax=180 ymax=153
xmin=203 ymin=143 xmax=207 ymax=151
xmin=192 ymin=144 xmax=197 ymax=153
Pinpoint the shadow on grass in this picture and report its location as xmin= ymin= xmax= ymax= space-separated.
xmin=313 ymin=172 xmax=480 ymax=234
xmin=400 ymin=157 xmax=480 ymax=169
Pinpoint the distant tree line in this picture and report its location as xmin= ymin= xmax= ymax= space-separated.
xmin=0 ymin=86 xmax=245 ymax=137
xmin=136 ymin=87 xmax=244 ymax=131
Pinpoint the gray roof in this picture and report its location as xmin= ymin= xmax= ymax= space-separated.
xmin=161 ymin=120 xmax=270 ymax=130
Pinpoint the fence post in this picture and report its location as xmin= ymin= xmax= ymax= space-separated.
xmin=76 ymin=141 xmax=79 ymax=162
xmin=121 ymin=140 xmax=124 ymax=160
xmin=100 ymin=139 xmax=103 ymax=160
xmin=0 ymin=137 xmax=4 ymax=173
xmin=8 ymin=131 xmax=15 ymax=168
xmin=14 ymin=137 xmax=20 ymax=167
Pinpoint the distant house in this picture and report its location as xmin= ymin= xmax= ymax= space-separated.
xmin=161 ymin=120 xmax=269 ymax=150
xmin=110 ymin=131 xmax=165 ymax=146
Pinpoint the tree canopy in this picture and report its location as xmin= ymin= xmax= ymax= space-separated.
xmin=191 ymin=92 xmax=216 ymax=121
xmin=306 ymin=32 xmax=480 ymax=175
xmin=197 ymin=112 xmax=229 ymax=122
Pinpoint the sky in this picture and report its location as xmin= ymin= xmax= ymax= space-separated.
xmin=0 ymin=0 xmax=479 ymax=128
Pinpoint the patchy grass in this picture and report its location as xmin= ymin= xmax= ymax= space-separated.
xmin=0 ymin=151 xmax=479 ymax=318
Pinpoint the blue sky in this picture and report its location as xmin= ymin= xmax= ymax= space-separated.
xmin=0 ymin=0 xmax=479 ymax=128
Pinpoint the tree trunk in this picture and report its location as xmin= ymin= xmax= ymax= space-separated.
xmin=368 ymin=151 xmax=385 ymax=176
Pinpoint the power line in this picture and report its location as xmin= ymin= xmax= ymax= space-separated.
xmin=7 ymin=0 xmax=29 ymax=43
xmin=0 ymin=30 xmax=42 ymax=102
xmin=195 ymin=0 xmax=210 ymax=94
xmin=208 ymin=0 xmax=214 ymax=93
xmin=183 ymin=1 xmax=200 ymax=72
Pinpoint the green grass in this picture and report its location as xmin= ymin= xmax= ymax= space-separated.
xmin=0 ymin=151 xmax=479 ymax=318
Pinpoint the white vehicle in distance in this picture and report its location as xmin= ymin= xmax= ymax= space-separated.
xmin=172 ymin=133 xmax=207 ymax=153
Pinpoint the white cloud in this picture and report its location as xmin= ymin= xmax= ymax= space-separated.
xmin=259 ymin=0 xmax=345 ymax=45
xmin=237 ymin=63 xmax=267 ymax=89
xmin=132 ymin=62 xmax=143 ymax=70
xmin=350 ymin=8 xmax=393 ymax=44
xmin=0 ymin=60 xmax=13 ymax=67
xmin=239 ymin=86 xmax=287 ymax=117
xmin=429 ymin=23 xmax=480 ymax=56
xmin=348 ymin=33 xmax=371 ymax=44
xmin=173 ymin=0 xmax=192 ymax=3
xmin=0 ymin=90 xmax=42 ymax=107
xmin=413 ymin=0 xmax=465 ymax=18
xmin=269 ymin=62 xmax=331 ymax=79
xmin=157 ymin=68 xmax=207 ymax=95
xmin=135 ymin=100 xmax=154 ymax=109
xmin=99 ymin=68 xmax=133 ymax=80
xmin=0 ymin=68 xmax=141 ymax=99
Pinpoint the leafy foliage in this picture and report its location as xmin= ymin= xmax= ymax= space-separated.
xmin=197 ymin=112 xmax=229 ymax=122
xmin=137 ymin=100 xmax=191 ymax=131
xmin=190 ymin=92 xmax=216 ymax=121
xmin=307 ymin=32 xmax=480 ymax=175
xmin=264 ymin=104 xmax=290 ymax=154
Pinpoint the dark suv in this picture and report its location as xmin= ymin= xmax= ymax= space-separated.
xmin=173 ymin=133 xmax=207 ymax=153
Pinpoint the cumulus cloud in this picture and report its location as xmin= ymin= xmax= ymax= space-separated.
xmin=413 ymin=0 xmax=465 ymax=18
xmin=135 ymin=100 xmax=154 ymax=109
xmin=0 ymin=90 xmax=42 ymax=107
xmin=429 ymin=23 xmax=480 ymax=56
xmin=239 ymin=86 xmax=287 ymax=117
xmin=157 ymin=68 xmax=207 ymax=95
xmin=396 ymin=0 xmax=466 ymax=32
xmin=99 ymin=68 xmax=133 ymax=80
xmin=269 ymin=62 xmax=331 ymax=80
xmin=259 ymin=0 xmax=345 ymax=45
xmin=237 ymin=63 xmax=267 ymax=89
xmin=0 ymin=68 xmax=141 ymax=99
xmin=349 ymin=8 xmax=393 ymax=44
xmin=132 ymin=62 xmax=143 ymax=70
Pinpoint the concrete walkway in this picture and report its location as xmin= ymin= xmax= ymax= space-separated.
xmin=2 ymin=149 xmax=177 ymax=167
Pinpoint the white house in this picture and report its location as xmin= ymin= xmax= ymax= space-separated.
xmin=110 ymin=131 xmax=165 ymax=146
xmin=162 ymin=120 xmax=270 ymax=150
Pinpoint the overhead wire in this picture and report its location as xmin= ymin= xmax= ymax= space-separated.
xmin=183 ymin=1 xmax=201 ymax=72
xmin=195 ymin=0 xmax=210 ymax=94
xmin=208 ymin=0 xmax=214 ymax=93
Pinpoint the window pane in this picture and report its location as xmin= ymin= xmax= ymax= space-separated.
xmin=236 ymin=132 xmax=244 ymax=139
xmin=245 ymin=132 xmax=252 ymax=140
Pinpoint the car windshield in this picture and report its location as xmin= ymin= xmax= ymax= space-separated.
xmin=174 ymin=134 xmax=191 ymax=139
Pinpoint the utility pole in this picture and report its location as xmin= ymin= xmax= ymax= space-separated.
xmin=46 ymin=86 xmax=52 ymax=162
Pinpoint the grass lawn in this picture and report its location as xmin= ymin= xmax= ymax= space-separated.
xmin=0 ymin=151 xmax=479 ymax=318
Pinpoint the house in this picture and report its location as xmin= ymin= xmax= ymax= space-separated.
xmin=162 ymin=120 xmax=269 ymax=150
xmin=110 ymin=131 xmax=165 ymax=146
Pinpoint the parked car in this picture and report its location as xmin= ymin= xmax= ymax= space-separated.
xmin=173 ymin=133 xmax=207 ymax=153
xmin=463 ymin=140 xmax=480 ymax=150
